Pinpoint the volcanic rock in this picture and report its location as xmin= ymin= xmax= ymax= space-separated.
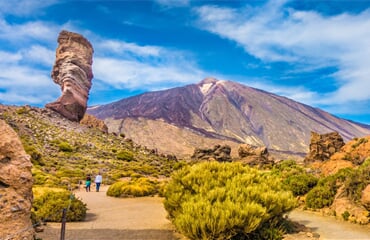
xmin=238 ymin=144 xmax=273 ymax=167
xmin=0 ymin=120 xmax=34 ymax=240
xmin=361 ymin=184 xmax=370 ymax=211
xmin=191 ymin=144 xmax=232 ymax=162
xmin=304 ymin=132 xmax=345 ymax=163
xmin=80 ymin=113 xmax=108 ymax=133
xmin=46 ymin=30 xmax=94 ymax=122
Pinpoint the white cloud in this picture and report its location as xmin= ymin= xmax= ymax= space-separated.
xmin=0 ymin=19 xmax=59 ymax=43
xmin=0 ymin=51 xmax=22 ymax=63
xmin=0 ymin=0 xmax=58 ymax=17
xmin=22 ymin=45 xmax=55 ymax=66
xmin=94 ymin=57 xmax=204 ymax=90
xmin=92 ymin=37 xmax=206 ymax=91
xmin=195 ymin=2 xmax=370 ymax=107
xmin=0 ymin=63 xmax=58 ymax=105
xmin=154 ymin=0 xmax=190 ymax=8
xmin=96 ymin=40 xmax=161 ymax=57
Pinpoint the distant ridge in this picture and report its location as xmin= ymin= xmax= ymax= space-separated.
xmin=88 ymin=78 xmax=370 ymax=159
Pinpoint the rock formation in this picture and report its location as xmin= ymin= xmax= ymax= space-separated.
xmin=80 ymin=113 xmax=108 ymax=133
xmin=191 ymin=144 xmax=232 ymax=162
xmin=304 ymin=131 xmax=345 ymax=163
xmin=0 ymin=120 xmax=34 ymax=240
xmin=238 ymin=144 xmax=273 ymax=167
xmin=46 ymin=30 xmax=94 ymax=122
xmin=361 ymin=184 xmax=370 ymax=211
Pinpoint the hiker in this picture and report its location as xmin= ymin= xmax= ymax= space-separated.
xmin=85 ymin=175 xmax=91 ymax=192
xmin=94 ymin=173 xmax=102 ymax=192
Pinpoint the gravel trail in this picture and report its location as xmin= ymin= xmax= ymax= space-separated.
xmin=288 ymin=210 xmax=370 ymax=240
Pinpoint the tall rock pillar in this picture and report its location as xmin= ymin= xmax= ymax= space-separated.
xmin=0 ymin=120 xmax=34 ymax=239
xmin=46 ymin=30 xmax=94 ymax=122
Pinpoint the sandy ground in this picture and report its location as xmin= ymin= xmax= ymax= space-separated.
xmin=288 ymin=210 xmax=370 ymax=240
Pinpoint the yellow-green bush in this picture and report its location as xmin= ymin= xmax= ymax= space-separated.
xmin=116 ymin=150 xmax=134 ymax=161
xmin=283 ymin=173 xmax=318 ymax=196
xmin=107 ymin=177 xmax=159 ymax=197
xmin=306 ymin=185 xmax=335 ymax=209
xmin=164 ymin=162 xmax=297 ymax=240
xmin=32 ymin=187 xmax=86 ymax=223
xmin=272 ymin=160 xmax=317 ymax=197
xmin=343 ymin=158 xmax=370 ymax=202
xmin=58 ymin=141 xmax=74 ymax=152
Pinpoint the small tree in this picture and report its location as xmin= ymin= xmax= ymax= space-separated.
xmin=164 ymin=162 xmax=297 ymax=240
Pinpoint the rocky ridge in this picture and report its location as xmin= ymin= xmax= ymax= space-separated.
xmin=0 ymin=105 xmax=179 ymax=189
xmin=46 ymin=30 xmax=94 ymax=122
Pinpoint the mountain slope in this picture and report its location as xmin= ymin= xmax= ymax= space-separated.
xmin=0 ymin=105 xmax=178 ymax=188
xmin=88 ymin=78 xmax=370 ymax=159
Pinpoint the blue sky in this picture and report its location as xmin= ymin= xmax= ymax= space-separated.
xmin=0 ymin=0 xmax=370 ymax=124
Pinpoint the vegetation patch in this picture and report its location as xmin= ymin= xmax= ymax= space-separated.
xmin=107 ymin=177 xmax=159 ymax=197
xmin=32 ymin=187 xmax=87 ymax=223
xmin=272 ymin=160 xmax=318 ymax=196
xmin=164 ymin=161 xmax=297 ymax=240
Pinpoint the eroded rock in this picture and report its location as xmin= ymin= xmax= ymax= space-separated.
xmin=0 ymin=120 xmax=34 ymax=240
xmin=46 ymin=30 xmax=94 ymax=122
xmin=238 ymin=144 xmax=273 ymax=167
xmin=361 ymin=184 xmax=370 ymax=211
xmin=304 ymin=132 xmax=345 ymax=163
xmin=80 ymin=113 xmax=108 ymax=133
xmin=191 ymin=144 xmax=232 ymax=162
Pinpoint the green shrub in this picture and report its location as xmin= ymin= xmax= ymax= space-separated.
xmin=283 ymin=173 xmax=318 ymax=196
xmin=58 ymin=142 xmax=74 ymax=152
xmin=32 ymin=188 xmax=86 ymax=222
xmin=342 ymin=211 xmax=350 ymax=221
xmin=343 ymin=158 xmax=370 ymax=202
xmin=164 ymin=162 xmax=297 ymax=240
xmin=351 ymin=138 xmax=368 ymax=148
xmin=116 ymin=150 xmax=134 ymax=161
xmin=272 ymin=160 xmax=304 ymax=178
xmin=107 ymin=177 xmax=159 ymax=197
xmin=306 ymin=185 xmax=335 ymax=209
xmin=24 ymin=145 xmax=44 ymax=166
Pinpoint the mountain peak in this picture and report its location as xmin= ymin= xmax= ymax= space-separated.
xmin=198 ymin=77 xmax=221 ymax=95
xmin=199 ymin=77 xmax=219 ymax=85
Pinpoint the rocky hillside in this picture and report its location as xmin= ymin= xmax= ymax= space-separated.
xmin=0 ymin=105 xmax=180 ymax=189
xmin=88 ymin=77 xmax=370 ymax=159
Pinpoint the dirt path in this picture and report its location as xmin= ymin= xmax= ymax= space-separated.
xmin=36 ymin=186 xmax=184 ymax=240
xmin=288 ymin=210 xmax=370 ymax=240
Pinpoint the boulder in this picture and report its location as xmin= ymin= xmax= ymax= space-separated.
xmin=80 ymin=114 xmax=108 ymax=133
xmin=46 ymin=30 xmax=94 ymax=122
xmin=0 ymin=120 xmax=34 ymax=240
xmin=238 ymin=144 xmax=273 ymax=167
xmin=192 ymin=144 xmax=232 ymax=162
xmin=361 ymin=184 xmax=370 ymax=211
xmin=305 ymin=132 xmax=345 ymax=163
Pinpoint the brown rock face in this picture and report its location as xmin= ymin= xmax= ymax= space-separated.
xmin=238 ymin=144 xmax=273 ymax=167
xmin=191 ymin=144 xmax=232 ymax=162
xmin=304 ymin=131 xmax=345 ymax=163
xmin=80 ymin=113 xmax=108 ymax=133
xmin=0 ymin=120 xmax=34 ymax=239
xmin=361 ymin=184 xmax=370 ymax=211
xmin=46 ymin=30 xmax=94 ymax=122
